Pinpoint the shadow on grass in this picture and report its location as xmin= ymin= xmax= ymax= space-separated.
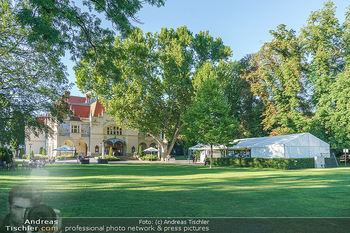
xmin=1 ymin=164 xmax=350 ymax=217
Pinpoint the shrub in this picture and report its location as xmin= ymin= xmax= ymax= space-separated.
xmin=109 ymin=146 xmax=113 ymax=157
xmin=212 ymin=157 xmax=315 ymax=169
xmin=142 ymin=154 xmax=158 ymax=161
xmin=56 ymin=155 xmax=76 ymax=160
xmin=42 ymin=148 xmax=47 ymax=156
xmin=97 ymin=155 xmax=120 ymax=161
xmin=34 ymin=155 xmax=49 ymax=160
xmin=0 ymin=147 xmax=13 ymax=164
xmin=30 ymin=150 xmax=34 ymax=158
xmin=139 ymin=145 xmax=144 ymax=157
xmin=39 ymin=147 xmax=43 ymax=155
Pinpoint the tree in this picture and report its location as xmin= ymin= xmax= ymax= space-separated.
xmin=217 ymin=56 xmax=267 ymax=138
xmin=0 ymin=0 xmax=71 ymax=146
xmin=0 ymin=147 xmax=13 ymax=164
xmin=14 ymin=0 xmax=166 ymax=61
xmin=181 ymin=63 xmax=238 ymax=169
xmin=245 ymin=24 xmax=309 ymax=135
xmin=300 ymin=1 xmax=347 ymax=142
xmin=138 ymin=145 xmax=144 ymax=157
xmin=76 ymin=26 xmax=231 ymax=159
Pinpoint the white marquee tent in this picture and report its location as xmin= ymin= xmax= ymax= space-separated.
xmin=229 ymin=133 xmax=330 ymax=159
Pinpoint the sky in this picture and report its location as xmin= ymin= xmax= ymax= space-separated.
xmin=65 ymin=0 xmax=349 ymax=97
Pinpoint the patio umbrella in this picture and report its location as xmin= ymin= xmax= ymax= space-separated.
xmin=143 ymin=147 xmax=159 ymax=161
xmin=53 ymin=145 xmax=75 ymax=163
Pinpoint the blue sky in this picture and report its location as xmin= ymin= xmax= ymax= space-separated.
xmin=66 ymin=0 xmax=349 ymax=96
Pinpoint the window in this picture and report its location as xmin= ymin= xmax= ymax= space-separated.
xmin=71 ymin=125 xmax=80 ymax=133
xmin=107 ymin=126 xmax=122 ymax=135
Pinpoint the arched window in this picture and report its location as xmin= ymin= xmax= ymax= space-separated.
xmin=119 ymin=128 xmax=122 ymax=135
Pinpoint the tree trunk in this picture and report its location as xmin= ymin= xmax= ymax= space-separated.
xmin=210 ymin=144 xmax=213 ymax=169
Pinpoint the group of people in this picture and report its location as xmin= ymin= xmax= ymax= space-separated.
xmin=76 ymin=153 xmax=85 ymax=164
xmin=22 ymin=158 xmax=46 ymax=169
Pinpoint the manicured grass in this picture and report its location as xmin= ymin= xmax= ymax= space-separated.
xmin=0 ymin=164 xmax=350 ymax=218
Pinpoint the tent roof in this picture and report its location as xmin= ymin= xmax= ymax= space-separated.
xmin=190 ymin=144 xmax=227 ymax=150
xmin=229 ymin=133 xmax=329 ymax=149
xmin=53 ymin=145 xmax=75 ymax=151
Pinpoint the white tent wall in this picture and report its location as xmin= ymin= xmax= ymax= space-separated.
xmin=284 ymin=133 xmax=330 ymax=158
xmin=251 ymin=145 xmax=285 ymax=158
xmin=232 ymin=133 xmax=330 ymax=159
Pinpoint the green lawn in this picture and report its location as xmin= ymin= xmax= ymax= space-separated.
xmin=0 ymin=164 xmax=349 ymax=218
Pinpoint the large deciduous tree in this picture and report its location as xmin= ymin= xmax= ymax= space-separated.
xmin=245 ymin=24 xmax=309 ymax=136
xmin=300 ymin=1 xmax=348 ymax=144
xmin=0 ymin=0 xmax=71 ymax=147
xmin=15 ymin=0 xmax=166 ymax=60
xmin=181 ymin=63 xmax=238 ymax=169
xmin=75 ymin=26 xmax=231 ymax=159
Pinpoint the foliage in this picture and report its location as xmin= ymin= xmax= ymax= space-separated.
xmin=0 ymin=0 xmax=72 ymax=146
xmin=39 ymin=147 xmax=43 ymax=155
xmin=42 ymin=148 xmax=47 ymax=156
xmin=30 ymin=150 xmax=34 ymax=158
xmin=212 ymin=157 xmax=315 ymax=169
xmin=181 ymin=62 xmax=238 ymax=168
xmin=97 ymin=155 xmax=120 ymax=161
xmin=239 ymin=1 xmax=350 ymax=154
xmin=138 ymin=145 xmax=144 ymax=157
xmin=34 ymin=155 xmax=49 ymax=160
xmin=220 ymin=56 xmax=267 ymax=138
xmin=141 ymin=154 xmax=158 ymax=161
xmin=76 ymin=26 xmax=231 ymax=159
xmin=0 ymin=147 xmax=13 ymax=164
xmin=109 ymin=146 xmax=113 ymax=157
xmin=56 ymin=155 xmax=75 ymax=160
xmin=245 ymin=24 xmax=309 ymax=135
xmin=14 ymin=0 xmax=166 ymax=61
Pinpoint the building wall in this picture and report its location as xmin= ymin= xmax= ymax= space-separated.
xmin=25 ymin=110 xmax=158 ymax=158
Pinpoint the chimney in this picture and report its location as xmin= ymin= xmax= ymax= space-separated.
xmin=85 ymin=94 xmax=91 ymax=104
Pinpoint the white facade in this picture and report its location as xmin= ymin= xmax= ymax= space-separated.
xmin=25 ymin=94 xmax=157 ymax=158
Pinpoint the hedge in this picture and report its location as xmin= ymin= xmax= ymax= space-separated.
xmin=212 ymin=157 xmax=315 ymax=169
xmin=142 ymin=154 xmax=158 ymax=161
xmin=97 ymin=155 xmax=120 ymax=161
xmin=0 ymin=147 xmax=13 ymax=164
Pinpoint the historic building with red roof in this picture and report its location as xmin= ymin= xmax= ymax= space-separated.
xmin=25 ymin=92 xmax=157 ymax=158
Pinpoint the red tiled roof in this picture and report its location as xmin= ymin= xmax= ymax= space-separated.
xmin=90 ymin=101 xmax=105 ymax=117
xmin=70 ymin=105 xmax=90 ymax=118
xmin=69 ymin=96 xmax=87 ymax=104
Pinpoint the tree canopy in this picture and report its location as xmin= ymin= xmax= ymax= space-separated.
xmin=181 ymin=62 xmax=238 ymax=168
xmin=244 ymin=1 xmax=350 ymax=154
xmin=0 ymin=0 xmax=71 ymax=147
xmin=76 ymin=26 xmax=232 ymax=158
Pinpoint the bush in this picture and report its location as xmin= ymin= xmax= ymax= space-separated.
xmin=212 ymin=157 xmax=315 ymax=169
xmin=39 ymin=147 xmax=43 ymax=155
xmin=97 ymin=155 xmax=120 ymax=161
xmin=33 ymin=155 xmax=49 ymax=160
xmin=142 ymin=154 xmax=158 ymax=161
xmin=42 ymin=148 xmax=47 ymax=156
xmin=139 ymin=145 xmax=144 ymax=157
xmin=0 ymin=147 xmax=13 ymax=164
xmin=56 ymin=155 xmax=76 ymax=160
